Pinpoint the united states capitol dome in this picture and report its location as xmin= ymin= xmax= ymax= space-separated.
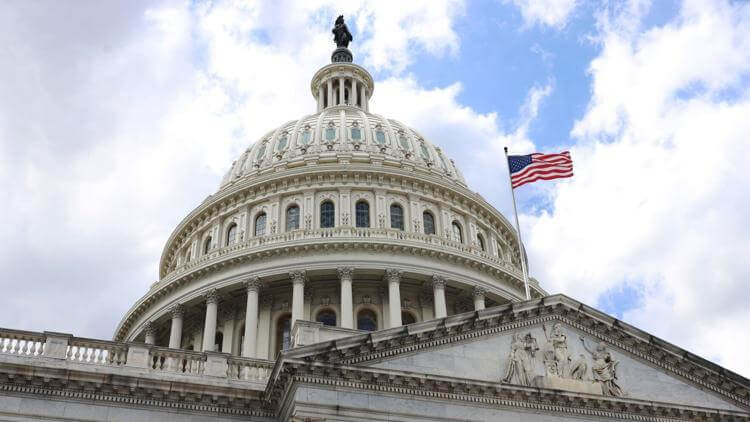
xmin=114 ymin=30 xmax=544 ymax=357
xmin=218 ymin=65 xmax=467 ymax=191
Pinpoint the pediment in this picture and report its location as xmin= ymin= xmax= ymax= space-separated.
xmin=278 ymin=295 xmax=750 ymax=413
xmin=366 ymin=319 xmax=741 ymax=411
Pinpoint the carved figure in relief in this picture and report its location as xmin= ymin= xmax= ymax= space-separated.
xmin=580 ymin=337 xmax=624 ymax=397
xmin=542 ymin=323 xmax=587 ymax=380
xmin=502 ymin=332 xmax=538 ymax=386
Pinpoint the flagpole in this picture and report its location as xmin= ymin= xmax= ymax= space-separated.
xmin=504 ymin=147 xmax=531 ymax=301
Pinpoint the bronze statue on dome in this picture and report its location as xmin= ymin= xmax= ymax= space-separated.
xmin=332 ymin=15 xmax=353 ymax=48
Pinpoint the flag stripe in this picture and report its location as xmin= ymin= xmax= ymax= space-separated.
xmin=513 ymin=172 xmax=574 ymax=189
xmin=507 ymin=151 xmax=573 ymax=189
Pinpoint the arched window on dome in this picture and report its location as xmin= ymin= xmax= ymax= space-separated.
xmin=276 ymin=133 xmax=288 ymax=151
xmin=355 ymin=201 xmax=370 ymax=228
xmin=390 ymin=204 xmax=404 ymax=230
xmin=477 ymin=233 xmax=486 ymax=252
xmin=357 ymin=309 xmax=377 ymax=331
xmin=275 ymin=314 xmax=291 ymax=357
xmin=315 ymin=309 xmax=337 ymax=327
xmin=203 ymin=236 xmax=212 ymax=255
xmin=225 ymin=223 xmax=237 ymax=246
xmin=452 ymin=221 xmax=463 ymax=243
xmin=423 ymin=211 xmax=436 ymax=235
xmin=254 ymin=213 xmax=267 ymax=237
xmin=401 ymin=311 xmax=417 ymax=325
xmin=496 ymin=240 xmax=508 ymax=261
xmin=286 ymin=205 xmax=300 ymax=231
xmin=320 ymin=201 xmax=335 ymax=228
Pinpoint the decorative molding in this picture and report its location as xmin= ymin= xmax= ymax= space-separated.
xmin=337 ymin=267 xmax=354 ymax=281
xmin=204 ymin=288 xmax=219 ymax=305
xmin=274 ymin=298 xmax=750 ymax=410
xmin=384 ymin=269 xmax=402 ymax=284
xmin=289 ymin=270 xmax=307 ymax=286
xmin=245 ymin=276 xmax=262 ymax=293
xmin=170 ymin=304 xmax=186 ymax=319
xmin=431 ymin=274 xmax=446 ymax=290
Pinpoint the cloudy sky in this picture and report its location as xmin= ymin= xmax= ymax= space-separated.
xmin=1 ymin=0 xmax=749 ymax=376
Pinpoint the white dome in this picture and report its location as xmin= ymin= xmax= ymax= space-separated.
xmin=219 ymin=107 xmax=467 ymax=190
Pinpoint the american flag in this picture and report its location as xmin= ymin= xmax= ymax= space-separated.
xmin=507 ymin=151 xmax=573 ymax=189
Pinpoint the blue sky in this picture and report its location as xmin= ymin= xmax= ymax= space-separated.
xmin=0 ymin=0 xmax=749 ymax=377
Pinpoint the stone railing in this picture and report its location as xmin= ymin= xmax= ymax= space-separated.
xmin=163 ymin=226 xmax=522 ymax=284
xmin=0 ymin=329 xmax=273 ymax=389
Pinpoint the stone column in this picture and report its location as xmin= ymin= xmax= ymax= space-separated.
xmin=352 ymin=79 xmax=358 ymax=107
xmin=290 ymin=270 xmax=306 ymax=326
xmin=338 ymin=267 xmax=354 ymax=329
xmin=360 ymin=85 xmax=367 ymax=111
xmin=339 ymin=77 xmax=345 ymax=105
xmin=385 ymin=269 xmax=402 ymax=328
xmin=327 ymin=79 xmax=333 ymax=107
xmin=432 ymin=275 xmax=447 ymax=318
xmin=201 ymin=289 xmax=219 ymax=352
xmin=256 ymin=295 xmax=272 ymax=359
xmin=242 ymin=277 xmax=261 ymax=358
xmin=168 ymin=304 xmax=185 ymax=349
xmin=473 ymin=286 xmax=486 ymax=311
xmin=143 ymin=321 xmax=156 ymax=345
xmin=317 ymin=86 xmax=324 ymax=112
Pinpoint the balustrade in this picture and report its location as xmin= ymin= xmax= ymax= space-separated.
xmin=227 ymin=356 xmax=274 ymax=381
xmin=67 ymin=338 xmax=127 ymax=366
xmin=0 ymin=328 xmax=274 ymax=384
xmin=0 ymin=329 xmax=44 ymax=357
xmin=168 ymin=226 xmax=521 ymax=281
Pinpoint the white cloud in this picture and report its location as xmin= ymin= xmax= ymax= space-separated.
xmin=0 ymin=1 xmax=468 ymax=338
xmin=525 ymin=0 xmax=750 ymax=376
xmin=507 ymin=0 xmax=579 ymax=30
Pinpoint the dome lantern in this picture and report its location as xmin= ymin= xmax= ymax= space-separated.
xmin=311 ymin=15 xmax=374 ymax=112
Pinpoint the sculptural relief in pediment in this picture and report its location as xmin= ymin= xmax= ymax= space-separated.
xmin=501 ymin=323 xmax=623 ymax=397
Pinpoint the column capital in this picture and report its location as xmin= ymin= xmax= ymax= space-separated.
xmin=205 ymin=288 xmax=219 ymax=305
xmin=384 ymin=268 xmax=402 ymax=284
xmin=143 ymin=321 xmax=156 ymax=336
xmin=245 ymin=276 xmax=262 ymax=293
xmin=472 ymin=286 xmax=487 ymax=298
xmin=431 ymin=274 xmax=446 ymax=290
xmin=337 ymin=267 xmax=354 ymax=281
xmin=289 ymin=269 xmax=307 ymax=285
xmin=170 ymin=303 xmax=186 ymax=318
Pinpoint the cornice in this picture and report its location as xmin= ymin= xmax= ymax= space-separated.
xmin=0 ymin=366 xmax=273 ymax=419
xmin=273 ymin=295 xmax=750 ymax=411
xmin=278 ymin=365 xmax=749 ymax=421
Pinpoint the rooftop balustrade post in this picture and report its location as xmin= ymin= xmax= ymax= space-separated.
xmin=125 ymin=343 xmax=151 ymax=369
xmin=43 ymin=332 xmax=73 ymax=359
